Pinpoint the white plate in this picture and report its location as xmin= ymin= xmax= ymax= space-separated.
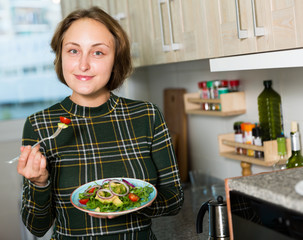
xmin=294 ymin=180 xmax=303 ymax=196
xmin=70 ymin=178 xmax=157 ymax=217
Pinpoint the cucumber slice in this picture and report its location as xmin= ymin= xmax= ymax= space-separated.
xmin=58 ymin=122 xmax=68 ymax=129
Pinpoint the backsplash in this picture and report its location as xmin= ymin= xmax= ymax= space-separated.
xmin=122 ymin=59 xmax=303 ymax=180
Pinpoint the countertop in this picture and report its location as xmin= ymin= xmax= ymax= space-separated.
xmin=152 ymin=183 xmax=210 ymax=239
xmin=226 ymin=167 xmax=303 ymax=214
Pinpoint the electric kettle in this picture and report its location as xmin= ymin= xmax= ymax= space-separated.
xmin=196 ymin=195 xmax=230 ymax=240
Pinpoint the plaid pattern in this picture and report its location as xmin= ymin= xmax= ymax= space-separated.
xmin=21 ymin=93 xmax=184 ymax=239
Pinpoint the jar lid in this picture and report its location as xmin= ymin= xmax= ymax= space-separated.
xmin=245 ymin=123 xmax=255 ymax=131
xmin=229 ymin=80 xmax=240 ymax=86
xmin=221 ymin=80 xmax=229 ymax=87
xmin=207 ymin=81 xmax=213 ymax=88
xmin=198 ymin=81 xmax=207 ymax=88
xmin=213 ymin=80 xmax=221 ymax=87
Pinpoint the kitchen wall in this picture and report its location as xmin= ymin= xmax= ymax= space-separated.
xmin=2 ymin=60 xmax=303 ymax=239
xmin=124 ymin=59 xmax=303 ymax=180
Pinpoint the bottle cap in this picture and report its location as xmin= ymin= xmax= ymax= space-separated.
xmin=291 ymin=121 xmax=298 ymax=132
xmin=252 ymin=127 xmax=261 ymax=137
xmin=263 ymin=80 xmax=272 ymax=88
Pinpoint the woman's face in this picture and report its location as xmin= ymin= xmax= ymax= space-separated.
xmin=62 ymin=18 xmax=115 ymax=106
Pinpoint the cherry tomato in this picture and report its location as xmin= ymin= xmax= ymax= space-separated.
xmin=128 ymin=193 xmax=140 ymax=202
xmin=79 ymin=198 xmax=89 ymax=205
xmin=60 ymin=116 xmax=71 ymax=125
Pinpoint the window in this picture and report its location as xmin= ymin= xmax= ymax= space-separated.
xmin=0 ymin=0 xmax=71 ymax=120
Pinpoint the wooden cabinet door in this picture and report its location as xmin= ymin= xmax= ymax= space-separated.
xmin=90 ymin=0 xmax=110 ymax=13
xmin=147 ymin=0 xmax=177 ymax=65
xmin=127 ymin=0 xmax=150 ymax=67
xmin=108 ymin=0 xmax=130 ymax=36
xmin=269 ymin=0 xmax=303 ymax=50
xmin=209 ymin=0 xmax=303 ymax=58
xmin=217 ymin=0 xmax=258 ymax=56
xmin=175 ymin=0 xmax=209 ymax=61
xmin=61 ymin=0 xmax=110 ymax=18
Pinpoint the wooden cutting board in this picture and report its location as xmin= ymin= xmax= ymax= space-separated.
xmin=164 ymin=88 xmax=188 ymax=182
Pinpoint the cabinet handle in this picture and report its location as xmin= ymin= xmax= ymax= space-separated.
xmin=235 ymin=0 xmax=248 ymax=39
xmin=158 ymin=0 xmax=171 ymax=52
xmin=166 ymin=0 xmax=181 ymax=50
xmin=251 ymin=0 xmax=265 ymax=37
xmin=113 ymin=12 xmax=126 ymax=21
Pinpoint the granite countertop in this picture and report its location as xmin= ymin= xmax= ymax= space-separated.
xmin=152 ymin=183 xmax=209 ymax=239
xmin=226 ymin=167 xmax=303 ymax=214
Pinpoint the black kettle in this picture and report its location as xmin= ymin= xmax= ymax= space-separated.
xmin=196 ymin=196 xmax=230 ymax=239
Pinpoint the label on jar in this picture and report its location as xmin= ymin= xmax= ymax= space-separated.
xmin=234 ymin=133 xmax=242 ymax=143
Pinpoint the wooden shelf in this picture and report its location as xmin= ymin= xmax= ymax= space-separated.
xmin=184 ymin=92 xmax=246 ymax=117
xmin=218 ymin=133 xmax=291 ymax=166
xmin=220 ymin=152 xmax=280 ymax=166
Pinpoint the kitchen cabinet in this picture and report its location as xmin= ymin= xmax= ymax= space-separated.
xmin=145 ymin=0 xmax=211 ymax=65
xmin=209 ymin=0 xmax=303 ymax=57
xmin=60 ymin=0 xmax=110 ymax=18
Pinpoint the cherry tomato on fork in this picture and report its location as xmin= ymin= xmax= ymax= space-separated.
xmin=60 ymin=116 xmax=71 ymax=125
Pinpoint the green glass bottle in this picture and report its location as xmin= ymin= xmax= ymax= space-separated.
xmin=286 ymin=121 xmax=303 ymax=169
xmin=257 ymin=80 xmax=284 ymax=141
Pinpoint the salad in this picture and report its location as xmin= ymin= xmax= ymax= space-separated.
xmin=78 ymin=179 xmax=154 ymax=212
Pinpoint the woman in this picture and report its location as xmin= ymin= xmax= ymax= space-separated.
xmin=17 ymin=6 xmax=183 ymax=240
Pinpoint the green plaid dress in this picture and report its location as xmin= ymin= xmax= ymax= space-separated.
xmin=21 ymin=94 xmax=184 ymax=239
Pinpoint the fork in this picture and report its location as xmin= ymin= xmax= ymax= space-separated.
xmin=6 ymin=127 xmax=63 ymax=164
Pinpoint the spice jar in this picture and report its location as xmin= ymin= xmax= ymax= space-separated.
xmin=229 ymin=80 xmax=240 ymax=92
xmin=213 ymin=80 xmax=221 ymax=110
xmin=244 ymin=123 xmax=255 ymax=157
xmin=198 ymin=81 xmax=209 ymax=110
xmin=252 ymin=126 xmax=263 ymax=158
xmin=240 ymin=123 xmax=248 ymax=155
xmin=234 ymin=121 xmax=243 ymax=154
xmin=207 ymin=81 xmax=214 ymax=110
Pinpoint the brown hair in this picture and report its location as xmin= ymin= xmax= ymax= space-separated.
xmin=51 ymin=6 xmax=132 ymax=91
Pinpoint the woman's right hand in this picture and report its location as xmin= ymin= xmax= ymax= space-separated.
xmin=17 ymin=145 xmax=49 ymax=187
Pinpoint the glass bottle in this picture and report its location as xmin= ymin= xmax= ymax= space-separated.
xmin=257 ymin=80 xmax=284 ymax=141
xmin=273 ymin=135 xmax=287 ymax=170
xmin=286 ymin=121 xmax=303 ymax=169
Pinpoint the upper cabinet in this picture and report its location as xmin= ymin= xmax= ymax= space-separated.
xmin=60 ymin=0 xmax=303 ymax=66
xmin=209 ymin=0 xmax=303 ymax=57
xmin=143 ymin=0 xmax=212 ymax=65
